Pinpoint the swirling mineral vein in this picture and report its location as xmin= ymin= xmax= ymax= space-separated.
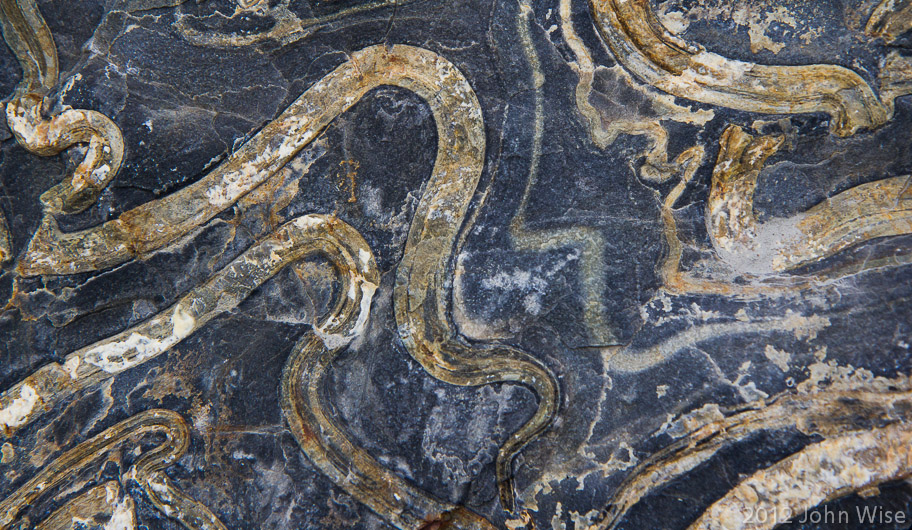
xmin=589 ymin=0 xmax=893 ymax=136
xmin=0 ymin=409 xmax=224 ymax=530
xmin=1 ymin=0 xmax=124 ymax=217
xmin=3 ymin=35 xmax=559 ymax=522
xmin=708 ymin=125 xmax=912 ymax=275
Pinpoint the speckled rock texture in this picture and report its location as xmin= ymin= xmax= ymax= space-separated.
xmin=1 ymin=0 xmax=912 ymax=529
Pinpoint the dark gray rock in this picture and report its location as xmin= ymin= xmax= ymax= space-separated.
xmin=2 ymin=0 xmax=911 ymax=529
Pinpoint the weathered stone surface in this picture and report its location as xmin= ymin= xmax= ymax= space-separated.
xmin=1 ymin=0 xmax=911 ymax=529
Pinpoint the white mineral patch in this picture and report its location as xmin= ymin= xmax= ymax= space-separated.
xmin=205 ymin=167 xmax=260 ymax=208
xmin=352 ymin=281 xmax=377 ymax=338
xmin=82 ymin=304 xmax=200 ymax=374
xmin=452 ymin=257 xmax=510 ymax=340
xmin=59 ymin=73 xmax=82 ymax=98
xmin=90 ymin=164 xmax=111 ymax=184
xmin=481 ymin=269 xmax=547 ymax=292
xmin=523 ymin=293 xmax=542 ymax=315
xmin=64 ymin=356 xmax=80 ymax=379
xmin=314 ymin=329 xmax=349 ymax=350
xmin=658 ymin=10 xmax=689 ymax=34
xmin=0 ymin=385 xmax=39 ymax=429
xmin=105 ymin=497 xmax=136 ymax=530
xmin=171 ymin=306 xmax=195 ymax=339
xmin=104 ymin=482 xmax=119 ymax=503
xmin=5 ymin=111 xmax=30 ymax=134
xmin=693 ymin=51 xmax=748 ymax=79
xmin=782 ymin=311 xmax=829 ymax=340
xmin=0 ymin=442 xmax=14 ymax=464
xmin=505 ymin=517 xmax=528 ymax=530
xmin=293 ymin=214 xmax=324 ymax=229
xmin=764 ymin=345 xmax=791 ymax=372
xmin=83 ymin=332 xmax=171 ymax=374
xmin=276 ymin=136 xmax=303 ymax=159
xmin=149 ymin=479 xmax=170 ymax=494
xmin=315 ymin=281 xmax=377 ymax=349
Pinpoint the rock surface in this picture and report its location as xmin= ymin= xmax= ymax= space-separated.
xmin=1 ymin=0 xmax=912 ymax=529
